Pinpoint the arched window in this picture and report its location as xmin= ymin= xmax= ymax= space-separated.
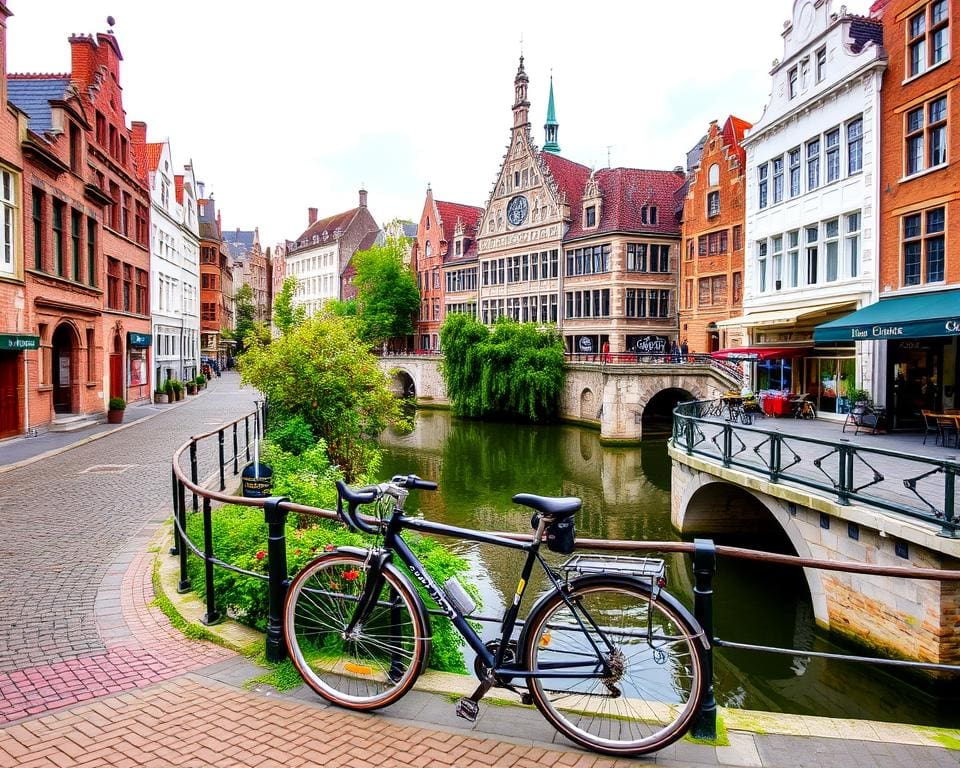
xmin=708 ymin=163 xmax=720 ymax=186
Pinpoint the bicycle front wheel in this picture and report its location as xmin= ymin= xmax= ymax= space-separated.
xmin=524 ymin=578 xmax=706 ymax=756
xmin=284 ymin=551 xmax=428 ymax=710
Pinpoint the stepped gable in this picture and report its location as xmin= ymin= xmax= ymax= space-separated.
xmin=563 ymin=165 xmax=687 ymax=240
xmin=721 ymin=115 xmax=753 ymax=165
xmin=7 ymin=76 xmax=70 ymax=134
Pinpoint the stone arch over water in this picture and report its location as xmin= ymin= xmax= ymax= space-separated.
xmin=640 ymin=387 xmax=695 ymax=435
xmin=390 ymin=368 xmax=416 ymax=398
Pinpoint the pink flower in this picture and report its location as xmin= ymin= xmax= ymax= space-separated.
xmin=255 ymin=550 xmax=266 ymax=561
xmin=324 ymin=544 xmax=335 ymax=552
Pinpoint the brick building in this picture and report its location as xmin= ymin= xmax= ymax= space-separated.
xmin=679 ymin=116 xmax=751 ymax=355
xmin=410 ymin=186 xmax=483 ymax=352
xmin=815 ymin=0 xmax=958 ymax=424
xmin=198 ymin=194 xmax=233 ymax=366
xmin=224 ymin=227 xmax=270 ymax=324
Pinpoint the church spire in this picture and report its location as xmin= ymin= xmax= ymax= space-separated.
xmin=512 ymin=55 xmax=530 ymax=130
xmin=543 ymin=73 xmax=560 ymax=153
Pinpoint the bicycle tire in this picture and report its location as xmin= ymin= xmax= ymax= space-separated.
xmin=284 ymin=550 xmax=429 ymax=710
xmin=523 ymin=577 xmax=706 ymax=756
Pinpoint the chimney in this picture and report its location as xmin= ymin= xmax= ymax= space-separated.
xmin=358 ymin=188 xmax=368 ymax=208
xmin=308 ymin=207 xmax=318 ymax=225
xmin=130 ymin=120 xmax=147 ymax=147
xmin=69 ymin=34 xmax=97 ymax=88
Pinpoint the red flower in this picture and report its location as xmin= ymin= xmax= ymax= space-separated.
xmin=255 ymin=550 xmax=266 ymax=561
xmin=294 ymin=549 xmax=302 ymax=556
xmin=324 ymin=544 xmax=335 ymax=552
xmin=343 ymin=569 xmax=360 ymax=581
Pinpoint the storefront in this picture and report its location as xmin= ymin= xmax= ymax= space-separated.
xmin=0 ymin=334 xmax=40 ymax=439
xmin=711 ymin=346 xmax=808 ymax=391
xmin=127 ymin=331 xmax=152 ymax=402
xmin=814 ymin=289 xmax=960 ymax=430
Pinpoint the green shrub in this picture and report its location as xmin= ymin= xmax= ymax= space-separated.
xmin=108 ymin=397 xmax=126 ymax=411
xmin=266 ymin=414 xmax=316 ymax=456
xmin=164 ymin=379 xmax=175 ymax=397
xmin=195 ymin=374 xmax=206 ymax=386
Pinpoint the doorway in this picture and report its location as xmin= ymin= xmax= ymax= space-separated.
xmin=109 ymin=333 xmax=123 ymax=401
xmin=52 ymin=324 xmax=76 ymax=414
xmin=0 ymin=352 xmax=19 ymax=437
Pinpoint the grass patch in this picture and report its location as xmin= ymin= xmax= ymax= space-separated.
xmin=685 ymin=714 xmax=729 ymax=747
xmin=243 ymin=657 xmax=305 ymax=692
xmin=150 ymin=559 xmax=231 ymax=648
xmin=920 ymin=727 xmax=960 ymax=751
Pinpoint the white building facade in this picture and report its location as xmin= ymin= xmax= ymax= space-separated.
xmin=148 ymin=141 xmax=201 ymax=387
xmin=735 ymin=0 xmax=886 ymax=417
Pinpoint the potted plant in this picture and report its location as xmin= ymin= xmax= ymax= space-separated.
xmin=186 ymin=379 xmax=197 ymax=395
xmin=195 ymin=373 xmax=206 ymax=390
xmin=154 ymin=388 xmax=168 ymax=404
xmin=172 ymin=379 xmax=184 ymax=401
xmin=164 ymin=379 xmax=175 ymax=402
xmin=107 ymin=396 xmax=126 ymax=424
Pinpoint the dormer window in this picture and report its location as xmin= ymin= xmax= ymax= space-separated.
xmin=455 ymin=239 xmax=462 ymax=256
xmin=585 ymin=205 xmax=596 ymax=228
xmin=641 ymin=205 xmax=658 ymax=225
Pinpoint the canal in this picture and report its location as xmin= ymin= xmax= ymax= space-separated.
xmin=379 ymin=409 xmax=958 ymax=728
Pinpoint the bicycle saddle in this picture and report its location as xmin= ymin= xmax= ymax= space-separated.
xmin=512 ymin=493 xmax=581 ymax=519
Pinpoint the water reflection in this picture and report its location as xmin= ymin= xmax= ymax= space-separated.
xmin=379 ymin=410 xmax=958 ymax=727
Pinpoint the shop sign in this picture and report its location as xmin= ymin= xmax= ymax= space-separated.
xmin=0 ymin=334 xmax=40 ymax=351
xmin=628 ymin=335 xmax=667 ymax=354
xmin=127 ymin=332 xmax=152 ymax=348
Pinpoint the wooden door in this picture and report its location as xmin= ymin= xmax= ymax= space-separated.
xmin=109 ymin=354 xmax=123 ymax=400
xmin=0 ymin=353 xmax=19 ymax=438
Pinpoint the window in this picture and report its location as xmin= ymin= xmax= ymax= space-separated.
xmin=121 ymin=192 xmax=131 ymax=237
xmin=708 ymin=163 xmax=720 ymax=186
xmin=806 ymin=225 xmax=819 ymax=284
xmin=697 ymin=236 xmax=707 ymax=256
xmin=816 ymin=47 xmax=826 ymax=82
xmin=107 ymin=257 xmax=121 ymax=309
xmin=908 ymin=0 xmax=949 ymax=77
xmin=109 ymin=182 xmax=120 ymax=230
xmin=707 ymin=230 xmax=727 ymax=255
xmin=86 ymin=329 xmax=95 ymax=381
xmin=564 ymin=289 xmax=610 ymax=319
xmin=707 ymin=190 xmax=720 ymax=217
xmin=732 ymin=271 xmax=742 ymax=303
xmin=903 ymin=207 xmax=945 ymax=285
xmin=758 ymin=164 xmax=768 ymax=209
xmin=788 ymin=66 xmax=798 ymax=99
xmin=807 ymin=138 xmax=820 ymax=190
xmin=52 ymin=198 xmax=65 ymax=277
xmin=846 ymin=212 xmax=861 ymax=278
xmin=846 ymin=118 xmax=863 ymax=175
xmin=123 ymin=263 xmax=132 ymax=312
xmin=201 ymin=302 xmax=217 ymax=322
xmin=757 ymin=241 xmax=767 ymax=292
xmin=625 ymin=288 xmax=645 ymax=318
xmin=135 ymin=269 xmax=148 ymax=314
xmin=789 ymin=147 xmax=801 ymax=197
xmin=824 ymin=218 xmax=840 ymax=282
xmin=32 ymin=187 xmax=44 ymax=271
xmin=697 ymin=275 xmax=728 ymax=307
xmin=800 ymin=58 xmax=810 ymax=90
xmin=69 ymin=123 xmax=81 ymax=173
xmin=135 ymin=202 xmax=148 ymax=246
xmin=455 ymin=240 xmax=462 ymax=256
xmin=566 ymin=244 xmax=610 ymax=276
xmin=650 ymin=244 xmax=670 ymax=272
xmin=928 ymin=96 xmax=947 ymax=168
xmin=585 ymin=205 xmax=596 ymax=227
xmin=95 ymin=112 xmax=107 ymax=146
xmin=733 ymin=225 xmax=742 ymax=251
xmin=71 ymin=209 xmax=82 ymax=282
xmin=772 ymin=157 xmax=784 ymax=203
xmin=772 ymin=235 xmax=783 ymax=290
xmin=906 ymin=96 xmax=948 ymax=175
xmin=686 ymin=239 xmax=694 ymax=261
xmin=0 ymin=170 xmax=14 ymax=276
xmin=787 ymin=230 xmax=800 ymax=288
xmin=825 ymin=128 xmax=841 ymax=182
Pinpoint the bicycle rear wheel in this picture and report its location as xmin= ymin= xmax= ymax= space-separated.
xmin=284 ymin=551 xmax=428 ymax=710
xmin=523 ymin=578 xmax=706 ymax=756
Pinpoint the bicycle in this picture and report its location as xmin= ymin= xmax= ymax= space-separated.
xmin=791 ymin=396 xmax=817 ymax=420
xmin=283 ymin=474 xmax=709 ymax=757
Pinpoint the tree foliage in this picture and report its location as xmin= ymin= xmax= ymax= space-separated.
xmin=439 ymin=314 xmax=565 ymax=421
xmin=272 ymin=276 xmax=306 ymax=335
xmin=238 ymin=312 xmax=402 ymax=480
xmin=351 ymin=238 xmax=419 ymax=345
xmin=233 ymin=283 xmax=256 ymax=351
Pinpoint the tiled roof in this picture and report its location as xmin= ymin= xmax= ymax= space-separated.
xmin=435 ymin=201 xmax=483 ymax=240
xmin=541 ymin=152 xmax=592 ymax=213
xmin=355 ymin=230 xmax=379 ymax=254
xmin=686 ymin=135 xmax=708 ymax=173
xmin=145 ymin=142 xmax=164 ymax=172
xmin=401 ymin=222 xmax=418 ymax=238
xmin=849 ymin=16 xmax=883 ymax=52
xmin=7 ymin=76 xmax=70 ymax=134
xmin=174 ymin=175 xmax=184 ymax=204
xmin=564 ymin=166 xmax=686 ymax=239
xmin=721 ymin=115 xmax=753 ymax=166
xmin=295 ymin=208 xmax=359 ymax=244
xmin=223 ymin=230 xmax=256 ymax=260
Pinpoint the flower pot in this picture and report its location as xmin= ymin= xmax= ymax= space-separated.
xmin=186 ymin=384 xmax=197 ymax=395
xmin=107 ymin=409 xmax=124 ymax=424
xmin=154 ymin=393 xmax=169 ymax=404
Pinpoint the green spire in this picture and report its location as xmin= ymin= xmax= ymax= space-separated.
xmin=543 ymin=74 xmax=560 ymax=153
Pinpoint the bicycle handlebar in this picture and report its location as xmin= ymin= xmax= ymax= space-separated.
xmin=335 ymin=475 xmax=437 ymax=534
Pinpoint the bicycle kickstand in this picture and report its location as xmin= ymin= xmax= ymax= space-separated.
xmin=455 ymin=677 xmax=494 ymax=722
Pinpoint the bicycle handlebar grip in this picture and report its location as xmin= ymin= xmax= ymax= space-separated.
xmin=390 ymin=474 xmax=438 ymax=491
xmin=335 ymin=480 xmax=380 ymax=534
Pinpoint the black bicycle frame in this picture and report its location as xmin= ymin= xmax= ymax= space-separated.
xmin=368 ymin=509 xmax=612 ymax=681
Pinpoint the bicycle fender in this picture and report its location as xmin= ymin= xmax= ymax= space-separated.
xmin=325 ymin=546 xmax=434 ymax=674
xmin=518 ymin=573 xmax=710 ymax=663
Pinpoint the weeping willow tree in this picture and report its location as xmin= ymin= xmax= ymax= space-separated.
xmin=439 ymin=313 xmax=565 ymax=421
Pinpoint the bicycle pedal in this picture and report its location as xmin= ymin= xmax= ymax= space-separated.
xmin=455 ymin=697 xmax=480 ymax=722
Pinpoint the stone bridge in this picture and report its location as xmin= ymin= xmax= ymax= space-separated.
xmin=377 ymin=354 xmax=741 ymax=442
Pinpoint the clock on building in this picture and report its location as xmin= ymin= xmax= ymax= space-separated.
xmin=506 ymin=195 xmax=529 ymax=226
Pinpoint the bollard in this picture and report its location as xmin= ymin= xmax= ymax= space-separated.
xmin=690 ymin=538 xmax=717 ymax=740
xmin=263 ymin=496 xmax=290 ymax=662
xmin=201 ymin=496 xmax=220 ymax=625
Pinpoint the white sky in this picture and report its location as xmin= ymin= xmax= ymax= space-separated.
xmin=6 ymin=0 xmax=870 ymax=247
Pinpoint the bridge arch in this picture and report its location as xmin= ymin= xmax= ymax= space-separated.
xmin=640 ymin=387 xmax=695 ymax=434
xmin=389 ymin=368 xmax=417 ymax=398
xmin=675 ymin=476 xmax=827 ymax=623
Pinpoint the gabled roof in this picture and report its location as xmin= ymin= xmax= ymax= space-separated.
xmin=223 ymin=230 xmax=256 ymax=260
xmin=564 ymin=166 xmax=686 ymax=239
xmin=435 ymin=201 xmax=483 ymax=240
xmin=145 ymin=142 xmax=164 ymax=173
xmin=296 ymin=208 xmax=359 ymax=244
xmin=174 ymin=175 xmax=184 ymax=204
xmin=541 ymin=152 xmax=591 ymax=211
xmin=7 ymin=76 xmax=70 ymax=134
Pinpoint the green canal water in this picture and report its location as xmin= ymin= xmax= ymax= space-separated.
xmin=379 ymin=409 xmax=959 ymax=728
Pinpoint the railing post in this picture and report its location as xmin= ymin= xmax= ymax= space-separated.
xmin=722 ymin=423 xmax=732 ymax=467
xmin=218 ymin=429 xmax=226 ymax=491
xmin=245 ymin=416 xmax=251 ymax=461
xmin=177 ymin=478 xmax=191 ymax=593
xmin=232 ymin=423 xmax=239 ymax=475
xmin=170 ymin=466 xmax=179 ymax=555
xmin=942 ymin=459 xmax=957 ymax=538
xmin=684 ymin=416 xmax=694 ymax=455
xmin=690 ymin=538 xmax=717 ymax=740
xmin=837 ymin=439 xmax=852 ymax=506
xmin=770 ymin=433 xmax=782 ymax=483
xmin=263 ymin=496 xmax=290 ymax=662
xmin=201 ymin=496 xmax=220 ymax=625
xmin=190 ymin=442 xmax=199 ymax=513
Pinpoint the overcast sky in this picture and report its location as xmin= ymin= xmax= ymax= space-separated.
xmin=6 ymin=0 xmax=871 ymax=248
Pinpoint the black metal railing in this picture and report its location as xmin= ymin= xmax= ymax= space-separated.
xmin=672 ymin=399 xmax=958 ymax=536
xmin=170 ymin=403 xmax=960 ymax=742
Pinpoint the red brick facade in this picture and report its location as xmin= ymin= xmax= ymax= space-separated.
xmin=679 ymin=116 xmax=751 ymax=354
xmin=876 ymin=0 xmax=958 ymax=292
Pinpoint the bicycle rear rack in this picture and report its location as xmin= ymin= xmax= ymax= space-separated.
xmin=561 ymin=554 xmax=666 ymax=594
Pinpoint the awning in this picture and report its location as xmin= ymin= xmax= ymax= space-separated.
xmin=711 ymin=346 xmax=811 ymax=362
xmin=814 ymin=289 xmax=960 ymax=342
xmin=715 ymin=301 xmax=855 ymax=329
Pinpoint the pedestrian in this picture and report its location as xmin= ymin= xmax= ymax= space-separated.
xmin=601 ymin=340 xmax=610 ymax=364
xmin=670 ymin=340 xmax=679 ymax=363
xmin=680 ymin=338 xmax=689 ymax=363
